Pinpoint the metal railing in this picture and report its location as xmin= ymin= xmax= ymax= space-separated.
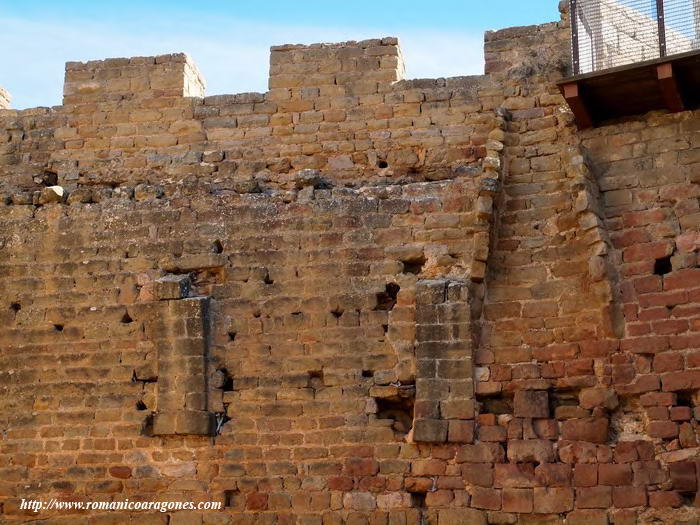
xmin=570 ymin=0 xmax=700 ymax=74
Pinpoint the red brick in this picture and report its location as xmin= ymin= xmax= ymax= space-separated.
xmin=653 ymin=319 xmax=689 ymax=335
xmin=470 ymin=487 xmax=501 ymax=510
xmin=623 ymin=241 xmax=674 ymax=262
xmin=108 ymin=466 xmax=132 ymax=479
xmin=513 ymin=390 xmax=549 ymax=418
xmin=566 ymin=509 xmax=609 ymax=525
xmin=478 ymin=425 xmax=507 ymax=442
xmin=669 ymin=461 xmax=697 ymax=491
xmin=640 ymin=392 xmax=676 ymax=406
xmin=447 ymin=420 xmax=474 ymax=443
xmin=638 ymin=290 xmax=688 ymax=308
xmin=632 ymin=460 xmax=665 ymax=486
xmin=456 ymin=443 xmax=505 ymax=463
xmin=425 ymin=490 xmax=454 ymax=507
xmin=670 ymin=406 xmax=692 ymax=421
xmin=599 ymin=464 xmax=632 ymax=485
xmin=648 ymin=490 xmax=682 ymax=508
xmin=653 ymin=352 xmax=683 ymax=372
xmin=246 ymin=492 xmax=269 ymax=511
xmin=612 ymin=228 xmax=650 ymax=248
xmin=534 ymin=464 xmax=571 ymax=487
xmin=614 ymin=442 xmax=638 ymax=463
xmin=612 ymin=486 xmax=646 ymax=508
xmin=647 ymin=420 xmax=679 ymax=439
xmin=574 ymin=464 xmax=598 ymax=487
xmin=344 ymin=458 xmax=379 ymax=476
xmin=328 ymin=476 xmax=354 ymax=491
xmin=664 ymin=268 xmax=700 ymax=290
xmin=533 ymin=487 xmax=574 ymax=513
xmin=493 ymin=463 xmax=536 ymax=488
xmin=575 ymin=486 xmax=612 ymax=508
xmin=620 ymin=335 xmax=669 ymax=354
xmin=561 ymin=418 xmax=609 ymax=444
xmin=501 ymin=488 xmax=533 ymax=513
xmin=462 ymin=464 xmax=493 ymax=488
xmin=662 ymin=370 xmax=700 ymax=391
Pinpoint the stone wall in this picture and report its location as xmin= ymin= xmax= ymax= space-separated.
xmin=1 ymin=1 xmax=700 ymax=524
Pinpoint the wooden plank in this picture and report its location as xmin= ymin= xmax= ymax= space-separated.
xmin=560 ymin=81 xmax=593 ymax=129
xmin=657 ymin=63 xmax=685 ymax=113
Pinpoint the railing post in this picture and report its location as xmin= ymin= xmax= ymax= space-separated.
xmin=656 ymin=0 xmax=667 ymax=58
xmin=571 ymin=0 xmax=581 ymax=74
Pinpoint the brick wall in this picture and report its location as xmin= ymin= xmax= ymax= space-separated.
xmin=1 ymin=1 xmax=700 ymax=523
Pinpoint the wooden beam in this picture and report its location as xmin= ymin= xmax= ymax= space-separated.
xmin=560 ymin=81 xmax=593 ymax=129
xmin=657 ymin=63 xmax=685 ymax=113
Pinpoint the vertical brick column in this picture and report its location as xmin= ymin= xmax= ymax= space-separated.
xmin=150 ymin=276 xmax=213 ymax=436
xmin=413 ymin=279 xmax=475 ymax=442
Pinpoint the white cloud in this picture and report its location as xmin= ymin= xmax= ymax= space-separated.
xmin=0 ymin=16 xmax=485 ymax=109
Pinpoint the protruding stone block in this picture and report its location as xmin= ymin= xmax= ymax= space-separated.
xmin=154 ymin=274 xmax=191 ymax=300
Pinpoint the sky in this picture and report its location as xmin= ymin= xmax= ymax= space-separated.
xmin=0 ymin=1 xmax=560 ymax=109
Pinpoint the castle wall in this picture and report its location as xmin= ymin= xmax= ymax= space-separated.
xmin=1 ymin=2 xmax=700 ymax=524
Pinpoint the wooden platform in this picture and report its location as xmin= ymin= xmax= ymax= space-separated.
xmin=558 ymin=50 xmax=700 ymax=129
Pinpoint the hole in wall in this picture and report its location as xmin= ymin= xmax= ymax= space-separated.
xmin=10 ymin=302 xmax=21 ymax=313
xmin=331 ymin=308 xmax=344 ymax=319
xmin=142 ymin=413 xmax=155 ymax=436
xmin=263 ymin=270 xmax=274 ymax=285
xmin=362 ymin=370 xmax=374 ymax=378
xmin=374 ymin=283 xmax=400 ymax=311
xmin=382 ymin=324 xmax=388 ymax=335
xmin=377 ymin=160 xmax=389 ymax=169
xmin=41 ymin=170 xmax=58 ymax=186
xmin=654 ymin=255 xmax=673 ymax=276
xmin=121 ymin=312 xmax=133 ymax=324
xmin=228 ymin=331 xmax=237 ymax=342
xmin=401 ymin=256 xmax=426 ymax=275
xmin=135 ymin=400 xmax=147 ymax=411
xmin=218 ymin=368 xmax=234 ymax=392
xmin=376 ymin=395 xmax=414 ymax=436
xmin=212 ymin=240 xmax=224 ymax=254
xmin=308 ymin=370 xmax=324 ymax=389
xmin=676 ymin=391 xmax=694 ymax=407
xmin=410 ymin=491 xmax=427 ymax=508
xmin=53 ymin=324 xmax=64 ymax=332
xmin=478 ymin=394 xmax=514 ymax=415
xmin=224 ymin=489 xmax=240 ymax=508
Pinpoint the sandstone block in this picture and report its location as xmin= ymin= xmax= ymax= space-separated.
xmin=514 ymin=390 xmax=549 ymax=418
xmin=154 ymin=274 xmax=191 ymax=300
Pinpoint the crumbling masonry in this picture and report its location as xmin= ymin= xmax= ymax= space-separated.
xmin=1 ymin=2 xmax=700 ymax=524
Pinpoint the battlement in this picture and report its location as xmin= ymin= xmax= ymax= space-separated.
xmin=269 ymin=37 xmax=405 ymax=90
xmin=63 ymin=52 xmax=205 ymax=105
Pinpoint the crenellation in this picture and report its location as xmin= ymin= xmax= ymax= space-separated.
xmin=62 ymin=52 xmax=205 ymax=105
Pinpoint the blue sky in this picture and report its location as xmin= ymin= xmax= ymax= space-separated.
xmin=0 ymin=1 xmax=561 ymax=109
